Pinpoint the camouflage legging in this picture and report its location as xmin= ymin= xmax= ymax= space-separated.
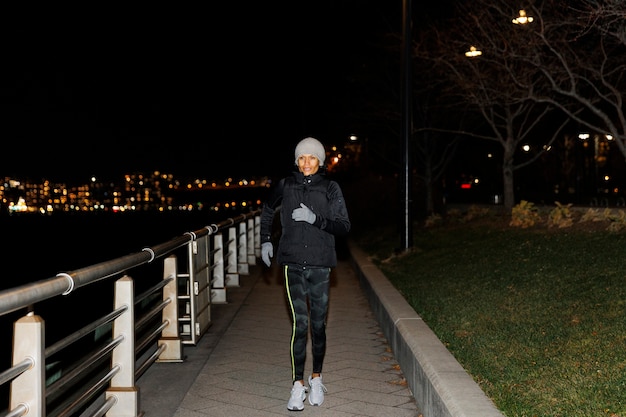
xmin=283 ymin=265 xmax=331 ymax=383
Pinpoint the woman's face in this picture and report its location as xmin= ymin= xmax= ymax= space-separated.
xmin=297 ymin=154 xmax=320 ymax=176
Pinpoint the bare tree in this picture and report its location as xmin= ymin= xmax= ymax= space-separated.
xmin=518 ymin=1 xmax=626 ymax=166
xmin=455 ymin=0 xmax=626 ymax=204
xmin=417 ymin=0 xmax=572 ymax=210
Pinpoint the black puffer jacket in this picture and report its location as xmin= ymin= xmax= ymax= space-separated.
xmin=260 ymin=171 xmax=351 ymax=268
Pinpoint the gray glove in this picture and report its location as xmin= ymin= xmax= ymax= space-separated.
xmin=261 ymin=242 xmax=273 ymax=267
xmin=292 ymin=203 xmax=316 ymax=224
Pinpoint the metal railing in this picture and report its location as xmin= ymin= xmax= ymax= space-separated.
xmin=0 ymin=209 xmax=261 ymax=417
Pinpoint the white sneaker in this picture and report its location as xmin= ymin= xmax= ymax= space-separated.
xmin=308 ymin=375 xmax=327 ymax=406
xmin=287 ymin=381 xmax=307 ymax=411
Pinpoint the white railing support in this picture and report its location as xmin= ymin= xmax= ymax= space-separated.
xmin=158 ymin=255 xmax=183 ymax=362
xmin=211 ymin=233 xmax=227 ymax=303
xmin=106 ymin=275 xmax=138 ymax=417
xmin=254 ymin=215 xmax=261 ymax=258
xmin=190 ymin=234 xmax=212 ymax=337
xmin=246 ymin=218 xmax=256 ymax=265
xmin=225 ymin=226 xmax=239 ymax=287
xmin=212 ymin=233 xmax=225 ymax=289
xmin=237 ymin=222 xmax=249 ymax=275
xmin=11 ymin=312 xmax=45 ymax=417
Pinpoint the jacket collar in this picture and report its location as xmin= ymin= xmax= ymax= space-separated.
xmin=293 ymin=171 xmax=324 ymax=184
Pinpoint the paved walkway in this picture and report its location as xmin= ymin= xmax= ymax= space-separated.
xmin=139 ymin=257 xmax=422 ymax=416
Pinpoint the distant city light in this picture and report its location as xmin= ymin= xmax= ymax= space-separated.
xmin=0 ymin=173 xmax=271 ymax=215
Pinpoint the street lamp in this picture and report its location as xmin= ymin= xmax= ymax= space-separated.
xmin=465 ymin=46 xmax=482 ymax=57
xmin=401 ymin=0 xmax=413 ymax=251
xmin=512 ymin=9 xmax=533 ymax=25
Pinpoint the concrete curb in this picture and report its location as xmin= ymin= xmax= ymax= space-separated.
xmin=348 ymin=241 xmax=505 ymax=417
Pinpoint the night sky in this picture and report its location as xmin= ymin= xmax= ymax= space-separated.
xmin=1 ymin=3 xmax=400 ymax=184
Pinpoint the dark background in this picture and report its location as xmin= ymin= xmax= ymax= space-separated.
xmin=1 ymin=3 xmax=411 ymax=183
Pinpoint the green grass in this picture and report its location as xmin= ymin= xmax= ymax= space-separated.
xmin=354 ymin=214 xmax=626 ymax=417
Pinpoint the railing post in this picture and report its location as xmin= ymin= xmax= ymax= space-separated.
xmin=254 ymin=215 xmax=261 ymax=259
xmin=246 ymin=217 xmax=256 ymax=265
xmin=190 ymin=234 xmax=212 ymax=340
xmin=226 ymin=226 xmax=239 ymax=286
xmin=237 ymin=222 xmax=249 ymax=275
xmin=11 ymin=312 xmax=45 ymax=417
xmin=157 ymin=255 xmax=183 ymax=362
xmin=211 ymin=233 xmax=227 ymax=303
xmin=106 ymin=275 xmax=139 ymax=416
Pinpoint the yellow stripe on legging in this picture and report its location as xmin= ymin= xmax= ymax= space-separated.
xmin=284 ymin=264 xmax=298 ymax=382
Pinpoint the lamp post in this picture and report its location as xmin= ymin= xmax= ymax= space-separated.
xmin=401 ymin=0 xmax=413 ymax=251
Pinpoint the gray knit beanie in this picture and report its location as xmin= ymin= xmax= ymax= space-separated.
xmin=294 ymin=137 xmax=326 ymax=166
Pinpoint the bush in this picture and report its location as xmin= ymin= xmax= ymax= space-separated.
xmin=510 ymin=200 xmax=541 ymax=228
xmin=547 ymin=201 xmax=573 ymax=228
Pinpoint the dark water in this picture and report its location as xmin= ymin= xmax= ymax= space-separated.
xmin=0 ymin=209 xmax=248 ymax=288
xmin=0 ymin=207 xmax=261 ymax=410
